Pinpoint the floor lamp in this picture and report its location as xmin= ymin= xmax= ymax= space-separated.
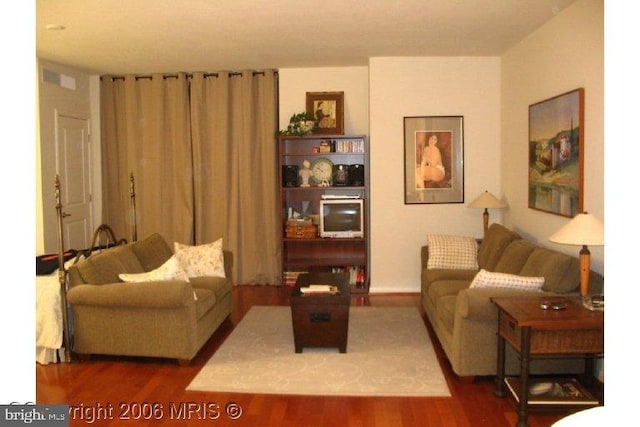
xmin=467 ymin=191 xmax=506 ymax=237
xmin=549 ymin=212 xmax=604 ymax=299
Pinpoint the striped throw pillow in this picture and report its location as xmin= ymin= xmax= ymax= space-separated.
xmin=427 ymin=235 xmax=478 ymax=270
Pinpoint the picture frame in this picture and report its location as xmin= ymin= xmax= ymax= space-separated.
xmin=404 ymin=116 xmax=464 ymax=204
xmin=306 ymin=91 xmax=344 ymax=135
xmin=528 ymin=88 xmax=584 ymax=217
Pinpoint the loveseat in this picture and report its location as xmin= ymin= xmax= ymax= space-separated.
xmin=66 ymin=233 xmax=233 ymax=365
xmin=421 ymin=223 xmax=603 ymax=377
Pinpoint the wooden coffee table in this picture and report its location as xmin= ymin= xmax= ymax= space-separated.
xmin=290 ymin=272 xmax=350 ymax=353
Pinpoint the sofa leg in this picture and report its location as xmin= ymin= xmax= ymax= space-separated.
xmin=177 ymin=358 xmax=191 ymax=367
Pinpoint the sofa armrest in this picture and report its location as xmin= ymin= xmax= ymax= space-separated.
xmin=456 ymin=287 xmax=555 ymax=321
xmin=421 ymin=245 xmax=429 ymax=270
xmin=67 ymin=280 xmax=194 ymax=309
xmin=223 ymin=250 xmax=233 ymax=282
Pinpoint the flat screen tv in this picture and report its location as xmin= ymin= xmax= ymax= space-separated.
xmin=319 ymin=199 xmax=364 ymax=238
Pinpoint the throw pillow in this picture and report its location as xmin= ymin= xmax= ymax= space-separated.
xmin=470 ymin=269 xmax=544 ymax=291
xmin=427 ymin=235 xmax=478 ymax=270
xmin=174 ymin=238 xmax=226 ymax=278
xmin=118 ymin=255 xmax=190 ymax=283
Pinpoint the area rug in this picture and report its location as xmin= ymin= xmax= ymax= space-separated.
xmin=187 ymin=306 xmax=450 ymax=397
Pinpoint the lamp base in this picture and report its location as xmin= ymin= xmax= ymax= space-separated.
xmin=579 ymin=246 xmax=590 ymax=298
xmin=581 ymin=294 xmax=604 ymax=311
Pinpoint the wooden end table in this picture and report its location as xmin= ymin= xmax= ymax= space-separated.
xmin=491 ymin=296 xmax=604 ymax=427
xmin=290 ymin=272 xmax=350 ymax=353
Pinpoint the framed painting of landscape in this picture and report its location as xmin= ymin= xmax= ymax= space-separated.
xmin=528 ymin=88 xmax=584 ymax=217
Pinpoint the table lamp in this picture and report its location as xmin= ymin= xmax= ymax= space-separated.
xmin=548 ymin=212 xmax=604 ymax=298
xmin=467 ymin=190 xmax=506 ymax=237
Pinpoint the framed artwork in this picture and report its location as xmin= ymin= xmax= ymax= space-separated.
xmin=528 ymin=88 xmax=584 ymax=217
xmin=404 ymin=116 xmax=464 ymax=204
xmin=306 ymin=91 xmax=344 ymax=135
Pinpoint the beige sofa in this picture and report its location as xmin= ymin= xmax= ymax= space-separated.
xmin=421 ymin=223 xmax=604 ymax=377
xmin=66 ymin=233 xmax=233 ymax=365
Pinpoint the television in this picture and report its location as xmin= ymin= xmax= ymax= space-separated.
xmin=319 ymin=199 xmax=364 ymax=238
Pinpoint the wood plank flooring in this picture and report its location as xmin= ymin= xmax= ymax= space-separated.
xmin=36 ymin=286 xmax=580 ymax=426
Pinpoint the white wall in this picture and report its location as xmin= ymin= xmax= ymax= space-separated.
xmin=279 ymin=61 xmax=502 ymax=292
xmin=501 ymin=0 xmax=604 ymax=274
xmin=369 ymin=57 xmax=501 ymax=292
xmin=278 ymin=67 xmax=370 ymax=135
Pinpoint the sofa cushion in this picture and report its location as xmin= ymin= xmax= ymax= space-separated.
xmin=194 ymin=288 xmax=217 ymax=319
xmin=470 ymin=269 xmax=544 ymax=291
xmin=175 ymin=238 xmax=226 ymax=278
xmin=130 ymin=233 xmax=173 ymax=271
xmin=76 ymin=245 xmax=144 ymax=285
xmin=427 ymin=235 xmax=478 ymax=270
xmin=477 ymin=224 xmax=521 ymax=270
xmin=189 ymin=276 xmax=232 ymax=300
xmin=493 ymin=240 xmax=536 ymax=274
xmin=520 ymin=248 xmax=577 ymax=293
xmin=437 ymin=295 xmax=458 ymax=335
xmin=118 ymin=255 xmax=190 ymax=283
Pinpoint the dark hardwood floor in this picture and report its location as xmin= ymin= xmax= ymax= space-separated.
xmin=37 ymin=286 xmax=579 ymax=426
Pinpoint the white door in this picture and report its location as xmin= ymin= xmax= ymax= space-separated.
xmin=56 ymin=113 xmax=93 ymax=250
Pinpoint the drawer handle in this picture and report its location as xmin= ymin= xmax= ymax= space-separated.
xmin=508 ymin=320 xmax=516 ymax=330
xmin=310 ymin=312 xmax=331 ymax=322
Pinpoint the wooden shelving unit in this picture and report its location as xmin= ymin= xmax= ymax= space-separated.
xmin=278 ymin=134 xmax=369 ymax=293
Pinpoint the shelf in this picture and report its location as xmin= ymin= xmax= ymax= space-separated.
xmin=283 ymin=237 xmax=366 ymax=242
xmin=504 ymin=377 xmax=600 ymax=408
xmin=279 ymin=134 xmax=369 ymax=293
xmin=281 ymin=186 xmax=364 ymax=191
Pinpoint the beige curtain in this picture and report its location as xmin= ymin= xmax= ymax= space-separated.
xmin=190 ymin=70 xmax=280 ymax=285
xmin=101 ymin=70 xmax=280 ymax=285
xmin=101 ymin=74 xmax=193 ymax=245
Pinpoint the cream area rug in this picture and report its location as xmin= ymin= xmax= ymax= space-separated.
xmin=187 ymin=306 xmax=451 ymax=397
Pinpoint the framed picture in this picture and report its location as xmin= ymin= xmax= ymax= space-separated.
xmin=528 ymin=88 xmax=584 ymax=217
xmin=404 ymin=116 xmax=464 ymax=204
xmin=306 ymin=91 xmax=344 ymax=135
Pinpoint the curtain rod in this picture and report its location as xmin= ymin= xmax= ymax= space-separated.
xmin=102 ymin=70 xmax=276 ymax=81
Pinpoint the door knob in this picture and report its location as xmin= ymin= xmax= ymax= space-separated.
xmin=61 ymin=212 xmax=71 ymax=218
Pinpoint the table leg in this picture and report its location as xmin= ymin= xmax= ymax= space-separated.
xmin=495 ymin=312 xmax=507 ymax=397
xmin=517 ymin=327 xmax=531 ymax=427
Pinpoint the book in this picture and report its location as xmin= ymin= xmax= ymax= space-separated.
xmin=300 ymin=285 xmax=340 ymax=295
xmin=504 ymin=377 xmax=599 ymax=406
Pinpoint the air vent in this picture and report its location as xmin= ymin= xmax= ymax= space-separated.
xmin=42 ymin=68 xmax=76 ymax=90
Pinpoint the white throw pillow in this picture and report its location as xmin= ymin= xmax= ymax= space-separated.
xmin=427 ymin=235 xmax=478 ymax=270
xmin=119 ymin=255 xmax=189 ymax=283
xmin=470 ymin=269 xmax=544 ymax=291
xmin=174 ymin=238 xmax=226 ymax=278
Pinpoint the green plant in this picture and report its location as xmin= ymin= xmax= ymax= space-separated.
xmin=278 ymin=112 xmax=315 ymax=136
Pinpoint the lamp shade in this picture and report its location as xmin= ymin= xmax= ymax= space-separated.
xmin=548 ymin=212 xmax=604 ymax=246
xmin=467 ymin=191 xmax=506 ymax=209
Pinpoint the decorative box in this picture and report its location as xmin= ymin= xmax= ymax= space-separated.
xmin=286 ymin=222 xmax=317 ymax=238
xmin=319 ymin=141 xmax=331 ymax=153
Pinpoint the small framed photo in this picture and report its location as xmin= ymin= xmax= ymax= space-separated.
xmin=404 ymin=116 xmax=464 ymax=204
xmin=306 ymin=91 xmax=344 ymax=135
xmin=528 ymin=88 xmax=584 ymax=217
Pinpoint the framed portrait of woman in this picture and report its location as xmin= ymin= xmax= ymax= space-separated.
xmin=306 ymin=92 xmax=344 ymax=135
xmin=404 ymin=116 xmax=464 ymax=204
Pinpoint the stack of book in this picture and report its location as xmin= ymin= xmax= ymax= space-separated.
xmin=283 ymin=270 xmax=307 ymax=287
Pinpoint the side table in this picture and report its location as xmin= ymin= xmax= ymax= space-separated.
xmin=491 ymin=297 xmax=604 ymax=427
